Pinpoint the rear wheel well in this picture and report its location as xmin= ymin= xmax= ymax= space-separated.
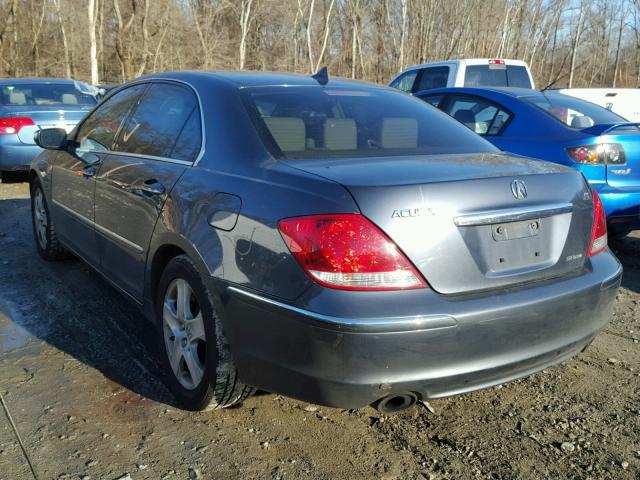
xmin=28 ymin=170 xmax=38 ymax=188
xmin=150 ymin=245 xmax=187 ymax=303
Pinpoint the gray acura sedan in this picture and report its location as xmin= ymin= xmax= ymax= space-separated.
xmin=29 ymin=71 xmax=622 ymax=414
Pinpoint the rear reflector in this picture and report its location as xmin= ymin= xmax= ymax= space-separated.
xmin=278 ymin=214 xmax=427 ymax=290
xmin=0 ymin=117 xmax=35 ymax=135
xmin=588 ymin=189 xmax=607 ymax=256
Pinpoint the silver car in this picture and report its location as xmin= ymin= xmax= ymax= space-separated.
xmin=29 ymin=72 xmax=622 ymax=414
xmin=0 ymin=78 xmax=97 ymax=180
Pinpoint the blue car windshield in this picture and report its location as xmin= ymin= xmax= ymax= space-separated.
xmin=242 ymin=86 xmax=498 ymax=160
xmin=0 ymin=83 xmax=97 ymax=107
xmin=522 ymin=92 xmax=626 ymax=129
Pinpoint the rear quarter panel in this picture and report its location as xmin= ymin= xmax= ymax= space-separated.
xmin=144 ymin=75 xmax=359 ymax=304
xmin=148 ymin=162 xmax=358 ymax=303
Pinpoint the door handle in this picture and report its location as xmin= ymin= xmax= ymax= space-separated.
xmin=136 ymin=179 xmax=166 ymax=196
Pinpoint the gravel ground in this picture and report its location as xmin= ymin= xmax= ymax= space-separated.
xmin=0 ymin=180 xmax=638 ymax=480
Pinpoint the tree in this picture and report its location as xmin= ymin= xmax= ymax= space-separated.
xmin=89 ymin=0 xmax=99 ymax=84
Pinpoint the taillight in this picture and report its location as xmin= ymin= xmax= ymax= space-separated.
xmin=566 ymin=143 xmax=626 ymax=165
xmin=588 ymin=189 xmax=607 ymax=256
xmin=0 ymin=117 xmax=35 ymax=135
xmin=278 ymin=214 xmax=427 ymax=291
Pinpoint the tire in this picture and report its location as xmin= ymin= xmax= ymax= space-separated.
xmin=30 ymin=179 xmax=68 ymax=261
xmin=156 ymin=255 xmax=254 ymax=411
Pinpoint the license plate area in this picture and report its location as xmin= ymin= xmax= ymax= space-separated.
xmin=492 ymin=219 xmax=541 ymax=241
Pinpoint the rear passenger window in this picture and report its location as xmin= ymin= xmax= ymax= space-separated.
xmin=445 ymin=95 xmax=512 ymax=136
xmin=75 ymin=85 xmax=146 ymax=156
xmin=116 ymin=83 xmax=200 ymax=161
xmin=414 ymin=67 xmax=449 ymax=92
xmin=172 ymin=109 xmax=202 ymax=161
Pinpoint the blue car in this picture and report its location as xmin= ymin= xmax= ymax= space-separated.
xmin=0 ymin=78 xmax=97 ymax=180
xmin=416 ymin=87 xmax=640 ymax=237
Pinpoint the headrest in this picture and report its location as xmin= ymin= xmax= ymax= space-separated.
xmin=9 ymin=92 xmax=26 ymax=105
xmin=570 ymin=115 xmax=593 ymax=129
xmin=453 ymin=109 xmax=476 ymax=129
xmin=381 ymin=117 xmax=418 ymax=148
xmin=62 ymin=93 xmax=78 ymax=105
xmin=263 ymin=117 xmax=305 ymax=152
xmin=324 ymin=119 xmax=357 ymax=150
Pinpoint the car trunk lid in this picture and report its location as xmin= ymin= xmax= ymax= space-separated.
xmin=285 ymin=153 xmax=594 ymax=294
xmin=1 ymin=105 xmax=93 ymax=144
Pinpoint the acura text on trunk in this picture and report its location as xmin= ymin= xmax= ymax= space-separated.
xmin=29 ymin=72 xmax=622 ymax=414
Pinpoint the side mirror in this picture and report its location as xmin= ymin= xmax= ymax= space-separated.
xmin=34 ymin=128 xmax=68 ymax=150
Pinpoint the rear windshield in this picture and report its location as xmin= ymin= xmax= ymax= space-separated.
xmin=241 ymin=86 xmax=498 ymax=160
xmin=0 ymin=83 xmax=97 ymax=106
xmin=522 ymin=92 xmax=626 ymax=128
xmin=464 ymin=65 xmax=532 ymax=88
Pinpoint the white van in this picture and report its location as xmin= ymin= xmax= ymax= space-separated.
xmin=389 ymin=59 xmax=535 ymax=93
xmin=556 ymin=88 xmax=640 ymax=122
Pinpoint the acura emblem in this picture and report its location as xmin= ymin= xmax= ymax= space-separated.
xmin=511 ymin=179 xmax=527 ymax=200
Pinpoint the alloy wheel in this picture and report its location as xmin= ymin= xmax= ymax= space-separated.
xmin=33 ymin=188 xmax=48 ymax=250
xmin=162 ymin=278 xmax=207 ymax=390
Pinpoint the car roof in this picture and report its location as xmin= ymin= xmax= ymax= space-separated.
xmin=141 ymin=70 xmax=387 ymax=90
xmin=415 ymin=86 xmax=542 ymax=98
xmin=402 ymin=59 xmax=529 ymax=72
xmin=0 ymin=77 xmax=82 ymax=85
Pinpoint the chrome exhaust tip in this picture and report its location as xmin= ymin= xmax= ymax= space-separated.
xmin=373 ymin=392 xmax=418 ymax=415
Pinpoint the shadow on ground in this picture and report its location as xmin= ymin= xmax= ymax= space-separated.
xmin=0 ymin=194 xmax=176 ymax=407
xmin=609 ymin=233 xmax=640 ymax=293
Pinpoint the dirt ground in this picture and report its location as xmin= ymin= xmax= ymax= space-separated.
xmin=0 ymin=180 xmax=638 ymax=480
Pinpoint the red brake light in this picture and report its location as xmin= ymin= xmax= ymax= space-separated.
xmin=0 ymin=117 xmax=35 ymax=135
xmin=588 ymin=189 xmax=607 ymax=256
xmin=489 ymin=59 xmax=505 ymax=65
xmin=278 ymin=214 xmax=427 ymax=291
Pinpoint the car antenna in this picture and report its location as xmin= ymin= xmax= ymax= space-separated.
xmin=312 ymin=66 xmax=329 ymax=86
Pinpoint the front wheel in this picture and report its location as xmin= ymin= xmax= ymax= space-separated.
xmin=30 ymin=179 xmax=68 ymax=261
xmin=156 ymin=255 xmax=254 ymax=411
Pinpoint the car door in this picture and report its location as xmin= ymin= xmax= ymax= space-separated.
xmin=94 ymin=81 xmax=202 ymax=301
xmin=50 ymin=85 xmax=147 ymax=267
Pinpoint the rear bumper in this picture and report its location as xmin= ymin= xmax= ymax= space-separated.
xmin=594 ymin=186 xmax=640 ymax=229
xmin=0 ymin=142 xmax=42 ymax=171
xmin=222 ymin=251 xmax=622 ymax=409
